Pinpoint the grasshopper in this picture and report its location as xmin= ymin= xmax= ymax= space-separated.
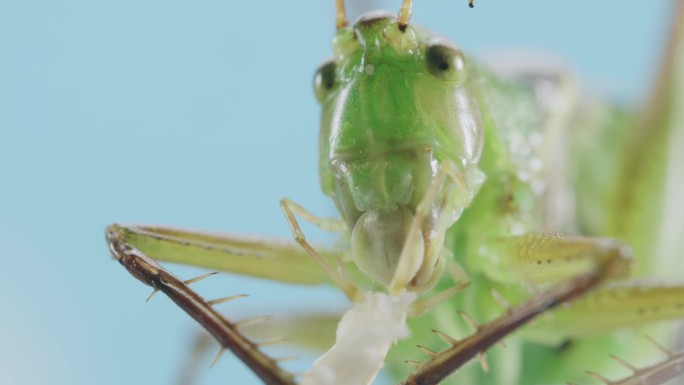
xmin=107 ymin=1 xmax=684 ymax=384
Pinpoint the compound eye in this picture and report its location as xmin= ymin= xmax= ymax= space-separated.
xmin=425 ymin=38 xmax=466 ymax=84
xmin=313 ymin=59 xmax=336 ymax=103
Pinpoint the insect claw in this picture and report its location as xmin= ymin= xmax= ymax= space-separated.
xmin=145 ymin=288 xmax=159 ymax=303
xmin=431 ymin=329 xmax=459 ymax=346
xmin=184 ymin=271 xmax=218 ymax=285
xmin=405 ymin=360 xmax=423 ymax=368
xmin=210 ymin=347 xmax=225 ymax=368
xmin=457 ymin=311 xmax=481 ymax=331
xmin=610 ymin=354 xmax=637 ymax=372
xmin=417 ymin=344 xmax=437 ymax=358
xmin=207 ymin=294 xmax=249 ymax=306
xmin=235 ymin=315 xmax=273 ymax=330
xmin=586 ymin=370 xmax=613 ymax=384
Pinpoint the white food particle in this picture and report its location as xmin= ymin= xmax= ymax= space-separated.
xmin=301 ymin=291 xmax=417 ymax=385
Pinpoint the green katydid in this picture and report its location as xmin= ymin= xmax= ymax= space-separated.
xmin=106 ymin=0 xmax=684 ymax=384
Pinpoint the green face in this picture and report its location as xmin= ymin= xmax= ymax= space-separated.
xmin=314 ymin=11 xmax=485 ymax=290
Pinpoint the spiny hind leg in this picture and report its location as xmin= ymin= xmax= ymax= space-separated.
xmin=402 ymin=261 xmax=618 ymax=385
xmin=524 ymin=280 xmax=684 ymax=384
xmin=472 ymin=232 xmax=682 ymax=347
xmin=518 ymin=332 xmax=684 ymax=385
xmin=401 ymin=234 xmax=633 ymax=385
xmin=529 ymin=281 xmax=684 ymax=342
xmin=515 ymin=280 xmax=684 ymax=384
xmin=401 ymin=277 xmax=684 ymax=385
xmin=106 ymin=230 xmax=297 ymax=385
xmin=471 ymin=232 xmax=684 ymax=383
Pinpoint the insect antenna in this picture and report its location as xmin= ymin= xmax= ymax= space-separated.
xmin=335 ymin=0 xmax=348 ymax=30
xmin=397 ymin=0 xmax=413 ymax=31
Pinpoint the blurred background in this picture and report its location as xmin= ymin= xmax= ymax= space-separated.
xmin=0 ymin=1 xmax=675 ymax=384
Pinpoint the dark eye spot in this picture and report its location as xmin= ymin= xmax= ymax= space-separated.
xmin=314 ymin=59 xmax=336 ymax=103
xmin=425 ymin=38 xmax=466 ymax=84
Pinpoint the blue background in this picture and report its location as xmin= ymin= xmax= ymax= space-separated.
xmin=0 ymin=1 xmax=673 ymax=384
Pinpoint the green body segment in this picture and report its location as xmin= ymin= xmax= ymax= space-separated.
xmin=317 ymin=12 xmax=486 ymax=289
xmin=313 ymin=10 xmax=684 ymax=385
xmin=106 ymin=6 xmax=684 ymax=385
xmin=319 ymin=13 xmax=483 ymax=213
